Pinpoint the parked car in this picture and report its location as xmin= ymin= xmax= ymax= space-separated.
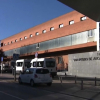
xmin=18 ymin=67 xmax=52 ymax=86
xmin=57 ymin=70 xmax=68 ymax=76
xmin=2 ymin=65 xmax=12 ymax=73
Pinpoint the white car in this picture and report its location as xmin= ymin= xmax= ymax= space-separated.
xmin=57 ymin=70 xmax=68 ymax=76
xmin=18 ymin=67 xmax=52 ymax=86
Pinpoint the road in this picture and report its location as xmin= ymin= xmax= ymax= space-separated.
xmin=1 ymin=74 xmax=100 ymax=100
xmin=0 ymin=80 xmax=87 ymax=100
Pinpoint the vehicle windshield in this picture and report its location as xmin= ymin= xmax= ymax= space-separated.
xmin=17 ymin=62 xmax=23 ymax=67
xmin=46 ymin=61 xmax=55 ymax=67
xmin=36 ymin=69 xmax=49 ymax=74
xmin=33 ymin=61 xmax=44 ymax=67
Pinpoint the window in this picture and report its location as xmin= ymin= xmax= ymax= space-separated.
xmin=11 ymin=41 xmax=13 ymax=44
xmin=15 ymin=39 xmax=18 ymax=42
xmin=58 ymin=57 xmax=63 ymax=64
xmin=42 ymin=30 xmax=46 ymax=33
xmin=33 ymin=62 xmax=36 ymax=67
xmin=35 ymin=32 xmax=39 ymax=36
xmin=59 ymin=24 xmax=63 ymax=28
xmin=36 ymin=43 xmax=40 ymax=48
xmin=24 ymin=36 xmax=27 ymax=39
xmin=50 ymin=27 xmax=54 ymax=31
xmin=32 ymin=61 xmax=44 ymax=67
xmin=20 ymin=38 xmax=22 ymax=41
xmin=37 ymin=61 xmax=44 ymax=67
xmin=8 ymin=42 xmax=9 ymax=45
xmin=69 ymin=20 xmax=74 ymax=25
xmin=25 ymin=69 xmax=29 ymax=74
xmin=4 ymin=43 xmax=6 ymax=46
xmin=88 ymin=30 xmax=94 ymax=37
xmin=81 ymin=16 xmax=87 ymax=21
xmin=36 ymin=69 xmax=49 ymax=74
xmin=30 ymin=34 xmax=33 ymax=37
xmin=17 ymin=62 xmax=23 ymax=67
xmin=1 ymin=43 xmax=3 ymax=47
xmin=46 ymin=61 xmax=55 ymax=67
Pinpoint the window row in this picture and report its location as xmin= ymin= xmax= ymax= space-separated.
xmin=3 ymin=16 xmax=87 ymax=46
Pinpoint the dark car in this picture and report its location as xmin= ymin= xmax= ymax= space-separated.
xmin=2 ymin=65 xmax=12 ymax=73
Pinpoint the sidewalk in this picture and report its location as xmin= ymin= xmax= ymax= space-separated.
xmin=52 ymin=79 xmax=100 ymax=100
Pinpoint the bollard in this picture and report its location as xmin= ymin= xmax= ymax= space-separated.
xmin=59 ymin=76 xmax=60 ymax=81
xmin=81 ymin=80 xmax=83 ymax=90
xmin=59 ymin=76 xmax=62 ymax=83
xmin=14 ymin=66 xmax=16 ymax=81
xmin=95 ymin=77 xmax=97 ymax=86
xmin=60 ymin=77 xmax=62 ymax=83
xmin=75 ymin=75 xmax=77 ymax=84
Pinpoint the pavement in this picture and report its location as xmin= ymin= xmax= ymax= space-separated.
xmin=0 ymin=74 xmax=100 ymax=100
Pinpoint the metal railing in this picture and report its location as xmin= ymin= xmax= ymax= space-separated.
xmin=57 ymin=75 xmax=100 ymax=90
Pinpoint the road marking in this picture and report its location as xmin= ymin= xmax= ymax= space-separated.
xmin=0 ymin=91 xmax=24 ymax=100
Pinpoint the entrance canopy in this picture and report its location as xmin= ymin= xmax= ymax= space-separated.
xmin=58 ymin=0 xmax=100 ymax=22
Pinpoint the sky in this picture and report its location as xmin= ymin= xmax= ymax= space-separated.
xmin=0 ymin=0 xmax=73 ymax=40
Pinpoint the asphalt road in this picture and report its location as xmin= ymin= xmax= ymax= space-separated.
xmin=0 ymin=81 xmax=80 ymax=100
xmin=1 ymin=73 xmax=100 ymax=100
xmin=0 ymin=73 xmax=86 ymax=100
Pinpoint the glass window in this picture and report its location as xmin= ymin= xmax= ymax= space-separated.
xmin=20 ymin=38 xmax=22 ymax=41
xmin=37 ymin=61 xmax=44 ymax=67
xmin=25 ymin=69 xmax=29 ymax=74
xmin=15 ymin=39 xmax=18 ymax=42
xmin=58 ymin=57 xmax=63 ymax=64
xmin=24 ymin=36 xmax=27 ymax=39
xmin=46 ymin=61 xmax=55 ymax=67
xmin=8 ymin=42 xmax=9 ymax=45
xmin=30 ymin=34 xmax=33 ymax=37
xmin=36 ymin=43 xmax=40 ymax=48
xmin=59 ymin=24 xmax=63 ymax=28
xmin=50 ymin=27 xmax=54 ymax=31
xmin=32 ymin=61 xmax=44 ymax=67
xmin=35 ymin=32 xmax=39 ymax=35
xmin=29 ymin=70 xmax=33 ymax=74
xmin=81 ymin=16 xmax=87 ymax=21
xmin=36 ymin=69 xmax=49 ymax=74
xmin=17 ymin=62 xmax=23 ymax=67
xmin=42 ymin=30 xmax=46 ymax=33
xmin=11 ymin=41 xmax=13 ymax=44
xmin=4 ymin=43 xmax=6 ymax=46
xmin=33 ymin=62 xmax=36 ymax=67
xmin=69 ymin=20 xmax=74 ymax=25
xmin=88 ymin=30 xmax=93 ymax=37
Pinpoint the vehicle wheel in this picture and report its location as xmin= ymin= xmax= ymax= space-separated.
xmin=18 ymin=78 xmax=22 ymax=84
xmin=47 ymin=82 xmax=52 ymax=86
xmin=30 ymin=79 xmax=35 ymax=87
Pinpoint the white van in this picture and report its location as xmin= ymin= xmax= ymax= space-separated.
xmin=16 ymin=59 xmax=31 ymax=74
xmin=30 ymin=58 xmax=57 ymax=77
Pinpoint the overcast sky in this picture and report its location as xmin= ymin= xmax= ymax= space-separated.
xmin=0 ymin=0 xmax=73 ymax=40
